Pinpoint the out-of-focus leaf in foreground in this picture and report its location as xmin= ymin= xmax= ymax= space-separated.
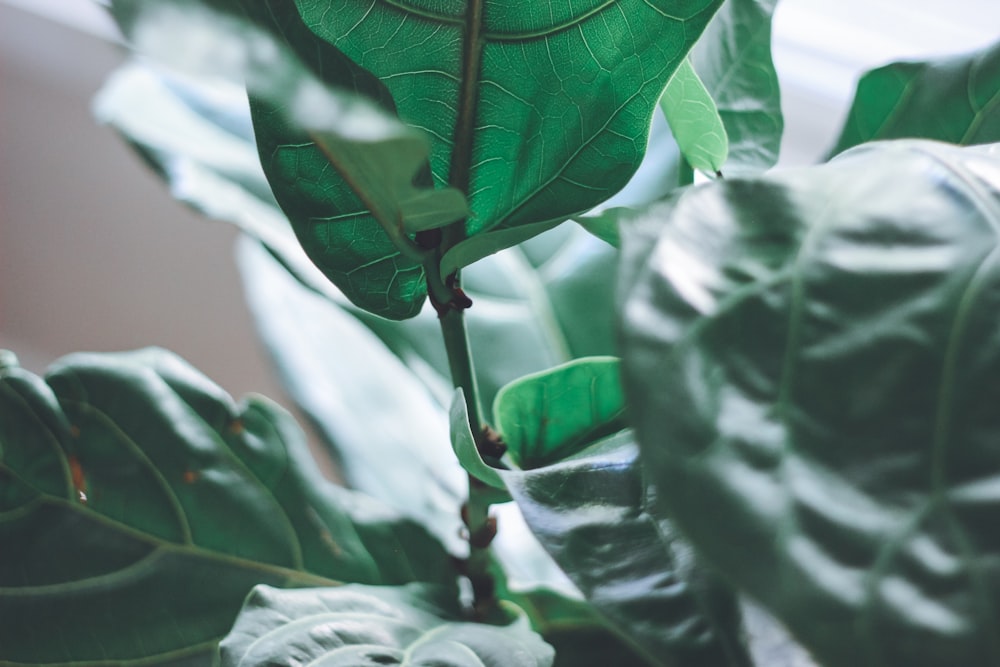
xmin=0 ymin=349 xmax=451 ymax=666
xmin=620 ymin=140 xmax=1000 ymax=667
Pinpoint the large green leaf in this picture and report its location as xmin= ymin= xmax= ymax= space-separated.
xmin=105 ymin=0 xmax=467 ymax=319
xmin=0 ymin=349 xmax=452 ymax=666
xmin=690 ymin=0 xmax=782 ymax=174
xmin=829 ymin=40 xmax=1000 ymax=157
xmin=619 ymin=140 xmax=1000 ymax=666
xmin=490 ymin=358 xmax=752 ymax=667
xmin=219 ymin=583 xmax=553 ymax=667
xmin=260 ymin=0 xmax=723 ymax=279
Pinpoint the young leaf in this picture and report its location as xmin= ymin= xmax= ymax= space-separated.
xmin=493 ymin=357 xmax=627 ymax=470
xmin=0 ymin=350 xmax=452 ymax=666
xmin=492 ymin=358 xmax=753 ymax=667
xmin=829 ymin=40 xmax=1000 ymax=157
xmin=620 ymin=140 xmax=1000 ymax=667
xmin=449 ymin=389 xmax=512 ymax=502
xmin=690 ymin=0 xmax=782 ymax=174
xmin=660 ymin=58 xmax=730 ymax=175
xmin=218 ymin=583 xmax=554 ymax=667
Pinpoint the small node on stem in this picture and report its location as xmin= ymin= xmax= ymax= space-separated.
xmin=428 ymin=273 xmax=474 ymax=318
xmin=479 ymin=425 xmax=507 ymax=460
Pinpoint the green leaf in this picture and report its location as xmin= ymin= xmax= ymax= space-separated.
xmin=493 ymin=357 xmax=627 ymax=470
xmin=218 ymin=583 xmax=554 ymax=667
xmin=235 ymin=236 xmax=587 ymax=593
xmin=661 ymin=58 xmax=729 ymax=174
xmin=492 ymin=359 xmax=752 ymax=667
xmin=105 ymin=0 xmax=466 ymax=319
xmin=619 ymin=140 xmax=1000 ymax=667
xmin=690 ymin=0 xmax=782 ymax=174
xmin=0 ymin=349 xmax=452 ymax=666
xmin=506 ymin=587 xmax=655 ymax=667
xmin=293 ymin=0 xmax=724 ymax=240
xmin=449 ymin=389 xmax=512 ymax=502
xmin=829 ymin=40 xmax=1000 ymax=157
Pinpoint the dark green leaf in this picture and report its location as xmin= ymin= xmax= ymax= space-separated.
xmin=830 ymin=40 xmax=1000 ymax=157
xmin=490 ymin=358 xmax=752 ymax=667
xmin=690 ymin=0 xmax=782 ymax=174
xmin=218 ymin=583 xmax=553 ymax=667
xmin=661 ymin=58 xmax=729 ymax=174
xmin=506 ymin=587 xmax=655 ymax=667
xmin=0 ymin=350 xmax=451 ymax=666
xmin=620 ymin=140 xmax=1000 ymax=667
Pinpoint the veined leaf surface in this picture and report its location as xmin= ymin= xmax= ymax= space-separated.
xmin=218 ymin=583 xmax=554 ymax=667
xmin=0 ymin=350 xmax=451 ymax=666
xmin=620 ymin=140 xmax=1000 ymax=667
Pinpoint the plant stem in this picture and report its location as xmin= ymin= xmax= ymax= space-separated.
xmin=438 ymin=303 xmax=497 ymax=618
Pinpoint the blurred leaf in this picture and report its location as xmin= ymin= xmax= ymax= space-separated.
xmin=690 ymin=0 xmax=782 ymax=174
xmin=0 ymin=349 xmax=453 ymax=666
xmin=830 ymin=40 xmax=1000 ymax=157
xmin=507 ymin=587 xmax=655 ymax=667
xmin=620 ymin=140 xmax=1000 ymax=667
xmin=491 ymin=359 xmax=752 ymax=667
xmin=235 ymin=238 xmax=466 ymax=553
xmin=218 ymin=583 xmax=553 ymax=667
xmin=107 ymin=0 xmax=471 ymax=319
xmin=661 ymin=58 xmax=729 ymax=174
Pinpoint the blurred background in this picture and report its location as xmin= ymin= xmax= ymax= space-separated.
xmin=2 ymin=0 xmax=999 ymax=408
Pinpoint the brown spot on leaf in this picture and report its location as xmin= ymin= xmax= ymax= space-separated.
xmin=68 ymin=454 xmax=87 ymax=504
xmin=228 ymin=419 xmax=244 ymax=435
xmin=182 ymin=470 xmax=200 ymax=484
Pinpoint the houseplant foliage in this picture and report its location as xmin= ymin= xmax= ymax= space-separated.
xmin=4 ymin=0 xmax=1000 ymax=666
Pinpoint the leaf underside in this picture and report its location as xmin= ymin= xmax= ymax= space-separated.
xmin=254 ymin=0 xmax=724 ymax=318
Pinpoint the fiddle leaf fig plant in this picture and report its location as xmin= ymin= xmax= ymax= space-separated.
xmin=4 ymin=0 xmax=1000 ymax=666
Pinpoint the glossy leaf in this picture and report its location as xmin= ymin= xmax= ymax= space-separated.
xmin=690 ymin=0 xmax=782 ymax=174
xmin=830 ymin=40 xmax=1000 ymax=157
xmin=105 ymin=0 xmax=466 ymax=319
xmin=219 ymin=583 xmax=553 ymax=667
xmin=620 ymin=140 xmax=1000 ymax=667
xmin=0 ymin=350 xmax=452 ymax=666
xmin=491 ymin=358 xmax=752 ymax=667
xmin=661 ymin=58 xmax=729 ymax=174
